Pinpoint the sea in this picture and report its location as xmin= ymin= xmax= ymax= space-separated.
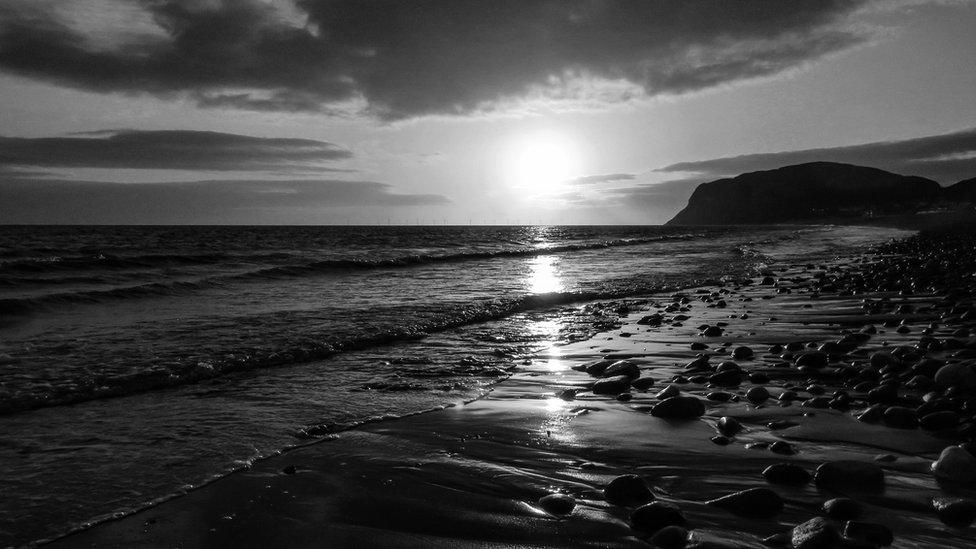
xmin=0 ymin=224 xmax=907 ymax=546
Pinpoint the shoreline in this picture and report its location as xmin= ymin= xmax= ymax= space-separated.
xmin=45 ymin=224 xmax=976 ymax=548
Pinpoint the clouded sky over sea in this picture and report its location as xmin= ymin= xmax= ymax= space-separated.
xmin=1 ymin=0 xmax=975 ymax=224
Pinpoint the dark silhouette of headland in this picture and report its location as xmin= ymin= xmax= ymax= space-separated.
xmin=667 ymin=162 xmax=976 ymax=226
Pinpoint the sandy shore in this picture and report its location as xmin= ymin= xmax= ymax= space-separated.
xmin=48 ymin=226 xmax=976 ymax=548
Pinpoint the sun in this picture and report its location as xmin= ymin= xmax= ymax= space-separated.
xmin=502 ymin=130 xmax=580 ymax=195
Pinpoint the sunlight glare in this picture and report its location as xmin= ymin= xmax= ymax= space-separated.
xmin=503 ymin=130 xmax=580 ymax=195
xmin=528 ymin=255 xmax=563 ymax=294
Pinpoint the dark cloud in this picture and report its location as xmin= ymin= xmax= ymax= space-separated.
xmin=0 ymin=0 xmax=868 ymax=119
xmin=659 ymin=127 xmax=976 ymax=184
xmin=567 ymin=173 xmax=635 ymax=185
xmin=0 ymin=130 xmax=351 ymax=171
xmin=0 ymin=178 xmax=449 ymax=224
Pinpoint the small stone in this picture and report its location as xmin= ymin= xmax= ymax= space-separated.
xmin=767 ymin=420 xmax=799 ymax=430
xmin=746 ymin=386 xmax=770 ymax=404
xmin=602 ymin=360 xmax=641 ymax=379
xmin=655 ymin=384 xmax=680 ymax=400
xmin=708 ymin=370 xmax=742 ymax=387
xmin=711 ymin=435 xmax=732 ymax=445
xmin=538 ymin=493 xmax=575 ymax=515
xmin=630 ymin=501 xmax=687 ymax=534
xmin=282 ymin=465 xmax=297 ymax=475
xmin=931 ymin=445 xmax=976 ymax=483
xmin=707 ymin=487 xmax=783 ymax=518
xmin=933 ymin=497 xmax=976 ymax=527
xmin=822 ymin=498 xmax=861 ymax=520
xmin=632 ymin=377 xmax=656 ymax=391
xmin=920 ymin=410 xmax=959 ymax=431
xmin=717 ymin=416 xmax=742 ymax=436
xmin=795 ymin=352 xmax=829 ymax=369
xmin=593 ymin=375 xmax=631 ymax=395
xmin=605 ymin=474 xmax=654 ymax=505
xmin=702 ymin=326 xmax=724 ymax=337
xmin=707 ymin=391 xmax=733 ymax=402
xmin=651 ymin=396 xmax=706 ymax=420
xmin=691 ymin=342 xmax=709 ymax=350
xmin=934 ymin=363 xmax=976 ymax=389
xmin=814 ymin=461 xmax=885 ymax=490
xmin=882 ymin=406 xmax=918 ymax=429
xmin=763 ymin=463 xmax=810 ymax=486
xmin=650 ymin=525 xmax=688 ymax=548
xmin=843 ymin=521 xmax=893 ymax=546
xmin=770 ymin=441 xmax=796 ymax=455
xmin=732 ymin=346 xmax=755 ymax=360
xmin=791 ymin=517 xmax=838 ymax=549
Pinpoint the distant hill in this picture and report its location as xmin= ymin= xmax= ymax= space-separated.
xmin=666 ymin=162 xmax=959 ymax=225
xmin=945 ymin=177 xmax=976 ymax=201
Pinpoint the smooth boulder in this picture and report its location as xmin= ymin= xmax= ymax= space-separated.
xmin=538 ymin=494 xmax=575 ymax=515
xmin=652 ymin=396 xmax=705 ymax=420
xmin=630 ymin=501 xmax=687 ymax=534
xmin=814 ymin=461 xmax=885 ymax=490
xmin=605 ymin=474 xmax=655 ymax=505
xmin=762 ymin=463 xmax=811 ymax=486
xmin=791 ymin=517 xmax=838 ymax=549
xmin=931 ymin=445 xmax=976 ymax=483
xmin=593 ymin=375 xmax=631 ymax=395
xmin=706 ymin=487 xmax=783 ymax=518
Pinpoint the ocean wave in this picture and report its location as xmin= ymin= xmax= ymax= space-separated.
xmin=0 ymin=251 xmax=294 ymax=274
xmin=232 ymin=234 xmax=701 ymax=280
xmin=0 ymin=283 xmax=678 ymax=416
xmin=0 ymin=234 xmax=701 ymax=314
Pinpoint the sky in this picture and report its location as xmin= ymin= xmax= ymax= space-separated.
xmin=0 ymin=0 xmax=975 ymax=224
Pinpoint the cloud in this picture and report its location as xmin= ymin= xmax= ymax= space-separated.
xmin=659 ymin=126 xmax=976 ymax=184
xmin=0 ymin=0 xmax=871 ymax=119
xmin=566 ymin=173 xmax=635 ymax=185
xmin=0 ymin=178 xmax=450 ymax=223
xmin=0 ymin=129 xmax=351 ymax=171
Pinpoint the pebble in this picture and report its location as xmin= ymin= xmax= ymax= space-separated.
xmin=931 ymin=445 xmax=976 ymax=483
xmin=717 ymin=416 xmax=742 ymax=436
xmin=762 ymin=463 xmax=810 ymax=486
xmin=814 ymin=461 xmax=885 ymax=490
xmin=843 ymin=521 xmax=893 ymax=546
xmin=651 ymin=396 xmax=706 ymax=420
xmin=882 ymin=406 xmax=918 ymax=429
xmin=822 ymin=497 xmax=861 ymax=520
xmin=650 ymin=525 xmax=688 ymax=548
xmin=538 ymin=493 xmax=575 ymax=515
xmin=934 ymin=362 xmax=976 ymax=389
xmin=746 ymin=386 xmax=769 ymax=404
xmin=933 ymin=497 xmax=976 ymax=527
xmin=708 ymin=370 xmax=742 ymax=387
xmin=656 ymin=384 xmax=681 ymax=400
xmin=769 ymin=441 xmax=796 ymax=455
xmin=632 ymin=377 xmax=656 ymax=391
xmin=604 ymin=474 xmax=655 ymax=505
xmin=602 ymin=360 xmax=641 ymax=379
xmin=706 ymin=487 xmax=783 ymax=518
xmin=791 ymin=517 xmax=838 ymax=549
xmin=795 ymin=352 xmax=828 ymax=369
xmin=592 ymin=375 xmax=631 ymax=395
xmin=920 ymin=410 xmax=959 ymax=430
xmin=731 ymin=346 xmax=754 ymax=360
xmin=630 ymin=502 xmax=687 ymax=534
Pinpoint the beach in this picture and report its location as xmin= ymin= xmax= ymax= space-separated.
xmin=38 ymin=223 xmax=976 ymax=548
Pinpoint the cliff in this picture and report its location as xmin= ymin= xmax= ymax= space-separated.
xmin=666 ymin=162 xmax=947 ymax=225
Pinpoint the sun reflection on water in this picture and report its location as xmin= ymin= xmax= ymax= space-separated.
xmin=528 ymin=255 xmax=563 ymax=294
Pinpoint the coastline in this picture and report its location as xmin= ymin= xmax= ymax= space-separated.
xmin=45 ymin=224 xmax=976 ymax=548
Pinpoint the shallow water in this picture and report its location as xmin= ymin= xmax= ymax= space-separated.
xmin=0 ymin=224 xmax=908 ymax=545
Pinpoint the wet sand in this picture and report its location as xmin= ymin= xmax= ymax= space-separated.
xmin=48 ymin=226 xmax=976 ymax=548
